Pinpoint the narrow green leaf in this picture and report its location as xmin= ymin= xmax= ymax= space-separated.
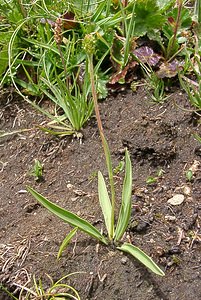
xmin=22 ymin=37 xmax=60 ymax=55
xmin=115 ymin=150 xmax=132 ymax=241
xmin=194 ymin=134 xmax=201 ymax=144
xmin=98 ymin=171 xmax=112 ymax=236
xmin=27 ymin=187 xmax=108 ymax=245
xmin=37 ymin=126 xmax=75 ymax=136
xmin=57 ymin=227 xmax=78 ymax=259
xmin=118 ymin=243 xmax=165 ymax=276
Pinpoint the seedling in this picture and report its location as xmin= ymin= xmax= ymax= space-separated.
xmin=88 ymin=171 xmax=98 ymax=182
xmin=186 ymin=169 xmax=193 ymax=182
xmin=113 ymin=160 xmax=125 ymax=175
xmin=146 ymin=176 xmax=158 ymax=185
xmin=30 ymin=159 xmax=43 ymax=181
xmin=146 ymin=169 xmax=165 ymax=184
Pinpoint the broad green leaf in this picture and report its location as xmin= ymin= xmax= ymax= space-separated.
xmin=57 ymin=227 xmax=78 ymax=259
xmin=118 ymin=243 xmax=165 ymax=276
xmin=98 ymin=171 xmax=112 ymax=236
xmin=100 ymin=133 xmax=115 ymax=238
xmin=0 ymin=47 xmax=9 ymax=77
xmin=0 ymin=32 xmax=14 ymax=78
xmin=114 ymin=150 xmax=132 ymax=241
xmin=27 ymin=187 xmax=108 ymax=245
xmin=134 ymin=0 xmax=166 ymax=36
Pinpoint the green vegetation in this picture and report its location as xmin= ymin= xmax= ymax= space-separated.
xmin=1 ymin=0 xmax=201 ymax=295
xmin=179 ymin=48 xmax=201 ymax=109
xmin=0 ymin=0 xmax=200 ymax=128
xmin=1 ymin=273 xmax=81 ymax=300
xmin=28 ymin=40 xmax=165 ymax=277
xmin=30 ymin=159 xmax=43 ymax=181
xmin=146 ymin=169 xmax=164 ymax=184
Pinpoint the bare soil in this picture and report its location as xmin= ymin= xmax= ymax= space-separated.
xmin=0 ymin=87 xmax=201 ymax=300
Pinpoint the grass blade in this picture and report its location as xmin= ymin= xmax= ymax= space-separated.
xmin=194 ymin=133 xmax=201 ymax=143
xmin=57 ymin=227 xmax=78 ymax=259
xmin=27 ymin=187 xmax=108 ymax=245
xmin=118 ymin=243 xmax=165 ymax=276
xmin=98 ymin=171 xmax=112 ymax=237
xmin=114 ymin=150 xmax=132 ymax=241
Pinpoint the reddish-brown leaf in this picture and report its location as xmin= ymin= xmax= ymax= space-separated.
xmin=133 ymin=46 xmax=162 ymax=66
xmin=156 ymin=60 xmax=181 ymax=78
xmin=109 ymin=61 xmax=138 ymax=84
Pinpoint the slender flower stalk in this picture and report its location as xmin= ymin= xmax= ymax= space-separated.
xmin=166 ymin=0 xmax=182 ymax=59
xmin=84 ymin=34 xmax=116 ymax=239
xmin=54 ymin=17 xmax=70 ymax=88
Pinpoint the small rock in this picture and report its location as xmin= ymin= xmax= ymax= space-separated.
xmin=67 ymin=183 xmax=73 ymax=189
xmin=183 ymin=185 xmax=191 ymax=195
xmin=167 ymin=194 xmax=185 ymax=206
xmin=165 ymin=215 xmax=176 ymax=221
xmin=121 ymin=256 xmax=128 ymax=265
xmin=18 ymin=189 xmax=27 ymax=194
xmin=168 ymin=245 xmax=181 ymax=255
xmin=136 ymin=220 xmax=150 ymax=232
xmin=189 ymin=160 xmax=200 ymax=174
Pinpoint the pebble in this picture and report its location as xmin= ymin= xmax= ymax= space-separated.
xmin=165 ymin=215 xmax=176 ymax=221
xmin=183 ymin=185 xmax=191 ymax=195
xmin=18 ymin=189 xmax=27 ymax=194
xmin=121 ymin=256 xmax=128 ymax=265
xmin=67 ymin=183 xmax=73 ymax=189
xmin=167 ymin=194 xmax=185 ymax=206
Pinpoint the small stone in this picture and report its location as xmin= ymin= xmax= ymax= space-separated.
xmin=121 ymin=256 xmax=128 ymax=265
xmin=136 ymin=220 xmax=150 ymax=232
xmin=18 ymin=189 xmax=27 ymax=194
xmin=168 ymin=245 xmax=181 ymax=255
xmin=183 ymin=185 xmax=191 ymax=195
xmin=167 ymin=194 xmax=185 ymax=206
xmin=165 ymin=215 xmax=176 ymax=221
xmin=67 ymin=183 xmax=73 ymax=189
xmin=189 ymin=160 xmax=200 ymax=174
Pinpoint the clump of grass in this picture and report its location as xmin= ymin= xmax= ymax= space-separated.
xmin=179 ymin=49 xmax=201 ymax=109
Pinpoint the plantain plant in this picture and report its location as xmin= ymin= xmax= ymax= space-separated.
xmin=27 ymin=34 xmax=164 ymax=277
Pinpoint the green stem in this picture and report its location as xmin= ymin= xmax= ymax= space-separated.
xmin=166 ymin=0 xmax=182 ymax=59
xmin=88 ymin=53 xmax=115 ymax=239
xmin=57 ymin=44 xmax=70 ymax=88
xmin=123 ymin=1 xmax=136 ymax=66
xmin=0 ymin=285 xmax=18 ymax=300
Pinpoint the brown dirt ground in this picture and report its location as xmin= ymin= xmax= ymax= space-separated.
xmin=0 ymin=87 xmax=201 ymax=300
